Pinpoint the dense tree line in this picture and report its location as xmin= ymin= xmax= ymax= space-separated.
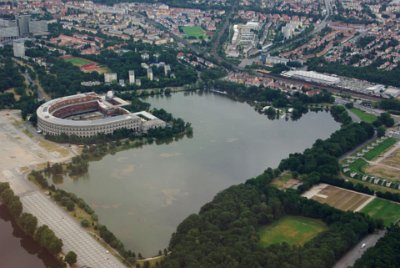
xmin=0 ymin=182 xmax=64 ymax=257
xmin=330 ymin=105 xmax=352 ymax=125
xmin=208 ymin=80 xmax=334 ymax=119
xmin=98 ymin=224 xmax=137 ymax=264
xmin=279 ymin=122 xmax=374 ymax=185
xmin=0 ymin=58 xmax=24 ymax=92
xmin=379 ymin=98 xmax=400 ymax=113
xmin=352 ymin=225 xmax=400 ymax=268
xmin=307 ymin=57 xmax=400 ymax=87
xmin=161 ymin=170 xmax=380 ymax=268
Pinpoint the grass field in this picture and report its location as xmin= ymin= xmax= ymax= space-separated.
xmin=364 ymin=138 xmax=397 ymax=160
xmin=272 ymin=171 xmax=299 ymax=190
xmin=349 ymin=158 xmax=368 ymax=173
xmin=350 ymin=108 xmax=377 ymax=123
xmin=182 ymin=26 xmax=207 ymax=39
xmin=310 ymin=185 xmax=372 ymax=211
xmin=361 ymin=198 xmax=400 ymax=226
xmin=259 ymin=216 xmax=327 ymax=247
xmin=63 ymin=57 xmax=94 ymax=67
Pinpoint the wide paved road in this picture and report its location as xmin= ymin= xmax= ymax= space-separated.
xmin=22 ymin=191 xmax=126 ymax=268
xmin=333 ymin=230 xmax=386 ymax=268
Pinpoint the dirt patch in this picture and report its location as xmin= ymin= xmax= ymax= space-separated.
xmin=364 ymin=165 xmax=400 ymax=182
xmin=381 ymin=148 xmax=400 ymax=169
xmin=304 ymin=184 xmax=373 ymax=211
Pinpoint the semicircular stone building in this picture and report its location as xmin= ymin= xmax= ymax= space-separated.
xmin=36 ymin=92 xmax=166 ymax=137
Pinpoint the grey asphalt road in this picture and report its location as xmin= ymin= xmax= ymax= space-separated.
xmin=333 ymin=230 xmax=386 ymax=268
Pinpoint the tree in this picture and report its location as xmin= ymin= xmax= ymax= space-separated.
xmin=65 ymin=251 xmax=77 ymax=265
xmin=35 ymin=225 xmax=63 ymax=254
xmin=80 ymin=219 xmax=90 ymax=228
xmin=0 ymin=182 xmax=10 ymax=194
xmin=377 ymin=126 xmax=386 ymax=137
xmin=18 ymin=213 xmax=38 ymax=236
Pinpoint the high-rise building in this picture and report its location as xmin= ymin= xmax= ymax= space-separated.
xmin=0 ymin=26 xmax=19 ymax=38
xmin=147 ymin=68 xmax=154 ymax=81
xmin=164 ymin=64 xmax=171 ymax=76
xmin=13 ymin=39 xmax=25 ymax=58
xmin=128 ymin=70 xmax=135 ymax=85
xmin=29 ymin=20 xmax=48 ymax=35
xmin=104 ymin=73 xmax=117 ymax=83
xmin=17 ymin=15 xmax=30 ymax=36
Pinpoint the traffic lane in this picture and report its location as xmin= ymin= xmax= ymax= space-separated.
xmin=333 ymin=230 xmax=386 ymax=268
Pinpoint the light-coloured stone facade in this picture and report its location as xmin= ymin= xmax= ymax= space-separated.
xmin=37 ymin=92 xmax=166 ymax=138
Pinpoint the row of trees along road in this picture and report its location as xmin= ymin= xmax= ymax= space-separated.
xmin=0 ymin=182 xmax=77 ymax=266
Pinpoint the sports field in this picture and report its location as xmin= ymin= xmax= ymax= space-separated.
xmin=63 ymin=57 xmax=94 ymax=67
xmin=305 ymin=184 xmax=373 ymax=211
xmin=361 ymin=198 xmax=400 ymax=226
xmin=259 ymin=216 xmax=327 ymax=247
xmin=182 ymin=26 xmax=207 ymax=39
xmin=350 ymin=108 xmax=377 ymax=123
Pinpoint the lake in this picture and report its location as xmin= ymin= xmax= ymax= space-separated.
xmin=59 ymin=92 xmax=340 ymax=256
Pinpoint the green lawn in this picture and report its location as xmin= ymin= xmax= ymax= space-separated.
xmin=364 ymin=138 xmax=397 ymax=160
xmin=259 ymin=216 xmax=327 ymax=247
xmin=63 ymin=57 xmax=94 ymax=67
xmin=182 ymin=26 xmax=207 ymax=39
xmin=361 ymin=198 xmax=400 ymax=226
xmin=350 ymin=108 xmax=377 ymax=123
xmin=349 ymin=158 xmax=368 ymax=173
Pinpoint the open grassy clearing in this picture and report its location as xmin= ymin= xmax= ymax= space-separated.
xmin=364 ymin=138 xmax=397 ymax=160
xmin=361 ymin=198 xmax=400 ymax=226
xmin=350 ymin=108 xmax=377 ymax=123
xmin=310 ymin=185 xmax=372 ymax=211
xmin=349 ymin=158 xmax=368 ymax=173
xmin=63 ymin=57 xmax=94 ymax=67
xmin=272 ymin=171 xmax=299 ymax=190
xmin=182 ymin=26 xmax=207 ymax=39
xmin=259 ymin=216 xmax=327 ymax=247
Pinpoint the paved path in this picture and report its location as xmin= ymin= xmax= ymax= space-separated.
xmin=333 ymin=230 xmax=386 ymax=268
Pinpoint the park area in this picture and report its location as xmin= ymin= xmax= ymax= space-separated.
xmin=61 ymin=56 xmax=109 ymax=74
xmin=350 ymin=108 xmax=377 ymax=123
xmin=258 ymin=216 xmax=327 ymax=247
xmin=303 ymin=184 xmax=374 ymax=212
xmin=181 ymin=26 xmax=207 ymax=39
xmin=361 ymin=198 xmax=400 ymax=226
xmin=342 ymin=137 xmax=400 ymax=190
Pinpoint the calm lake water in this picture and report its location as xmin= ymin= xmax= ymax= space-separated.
xmin=59 ymin=92 xmax=340 ymax=256
xmin=0 ymin=205 xmax=61 ymax=268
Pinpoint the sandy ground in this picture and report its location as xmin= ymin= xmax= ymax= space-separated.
xmin=0 ymin=110 xmax=76 ymax=172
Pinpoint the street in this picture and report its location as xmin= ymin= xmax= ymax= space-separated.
xmin=333 ymin=230 xmax=386 ymax=268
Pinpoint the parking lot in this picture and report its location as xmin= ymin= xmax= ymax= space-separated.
xmin=22 ymin=192 xmax=126 ymax=268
